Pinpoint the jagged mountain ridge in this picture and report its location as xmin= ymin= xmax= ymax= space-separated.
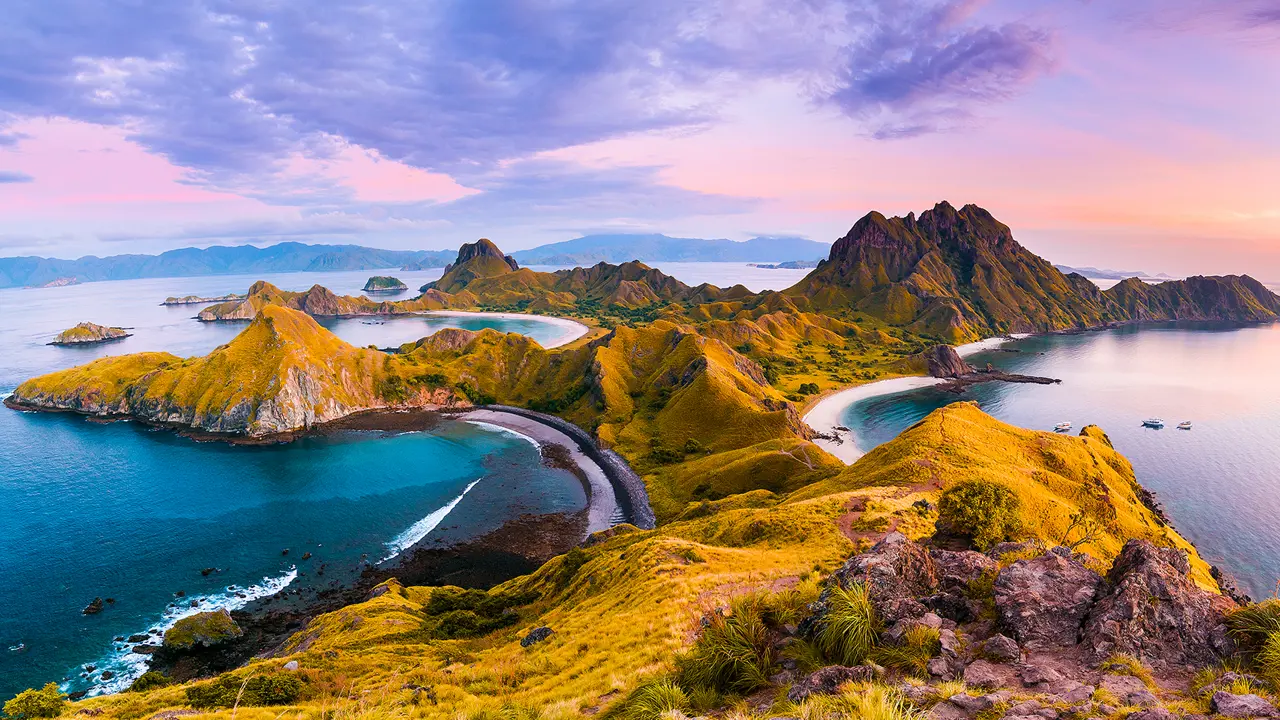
xmin=785 ymin=202 xmax=1280 ymax=341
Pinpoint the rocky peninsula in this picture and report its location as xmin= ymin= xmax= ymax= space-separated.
xmin=48 ymin=322 xmax=131 ymax=346
xmin=161 ymin=293 xmax=244 ymax=305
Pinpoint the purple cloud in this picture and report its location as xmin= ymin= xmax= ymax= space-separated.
xmin=0 ymin=170 xmax=35 ymax=183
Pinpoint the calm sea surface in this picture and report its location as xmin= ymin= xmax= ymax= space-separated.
xmin=840 ymin=323 xmax=1280 ymax=599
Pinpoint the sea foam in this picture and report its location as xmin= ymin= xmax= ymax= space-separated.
xmin=78 ymin=567 xmax=298 ymax=697
xmin=381 ymin=478 xmax=482 ymax=562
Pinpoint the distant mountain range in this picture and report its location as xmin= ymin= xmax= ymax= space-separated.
xmin=509 ymin=234 xmax=829 ymax=266
xmin=1054 ymin=264 xmax=1173 ymax=281
xmin=0 ymin=234 xmax=830 ymax=289
xmin=0 ymin=242 xmax=457 ymax=289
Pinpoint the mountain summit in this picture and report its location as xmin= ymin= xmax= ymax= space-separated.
xmin=787 ymin=202 xmax=1106 ymax=341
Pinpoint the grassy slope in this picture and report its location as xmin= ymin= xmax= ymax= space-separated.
xmin=70 ymin=403 xmax=1219 ymax=719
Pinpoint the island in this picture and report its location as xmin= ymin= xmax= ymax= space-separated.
xmin=34 ymin=276 xmax=80 ymax=288
xmin=361 ymin=276 xmax=408 ymax=293
xmin=47 ymin=322 xmax=131 ymax=346
xmin=161 ymin=293 xmax=245 ymax=306
xmin=9 ymin=202 xmax=1280 ymax=720
xmin=748 ymin=259 xmax=821 ymax=269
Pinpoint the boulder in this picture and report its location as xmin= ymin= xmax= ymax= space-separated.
xmin=983 ymin=634 xmax=1022 ymax=663
xmin=83 ymin=597 xmax=105 ymax=615
xmin=962 ymin=659 xmax=1004 ymax=690
xmin=283 ymin=660 xmax=299 ymax=672
xmin=1099 ymin=674 xmax=1157 ymax=707
xmin=786 ymin=665 xmax=876 ymax=703
xmin=1210 ymin=691 xmax=1277 ymax=718
xmin=993 ymin=548 xmax=1102 ymax=648
xmin=1081 ymin=540 xmax=1236 ymax=665
xmin=948 ymin=694 xmax=996 ymax=714
xmin=1019 ymin=663 xmax=1062 ymax=687
xmin=521 ymin=626 xmax=554 ymax=648
xmin=931 ymin=549 xmax=998 ymax=591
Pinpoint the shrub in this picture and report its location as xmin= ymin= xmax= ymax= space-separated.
xmin=611 ymin=679 xmax=689 ymax=720
xmin=814 ymin=583 xmax=879 ymax=666
xmin=128 ymin=671 xmax=172 ymax=692
xmin=421 ymin=587 xmax=536 ymax=639
xmin=3 ymin=683 xmax=66 ymax=719
xmin=675 ymin=594 xmax=776 ymax=694
xmin=185 ymin=673 xmax=304 ymax=708
xmin=937 ymin=479 xmax=1023 ymax=550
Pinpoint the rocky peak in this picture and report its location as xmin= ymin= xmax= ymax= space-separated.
xmin=450 ymin=238 xmax=519 ymax=272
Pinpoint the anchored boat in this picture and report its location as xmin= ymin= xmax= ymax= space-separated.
xmin=1177 ymin=421 xmax=1193 ymax=430
xmin=1054 ymin=422 xmax=1072 ymax=432
xmin=1142 ymin=418 xmax=1165 ymax=428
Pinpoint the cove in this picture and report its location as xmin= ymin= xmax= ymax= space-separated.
xmin=830 ymin=322 xmax=1280 ymax=599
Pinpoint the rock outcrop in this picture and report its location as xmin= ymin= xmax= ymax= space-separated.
xmin=1081 ymin=539 xmax=1237 ymax=666
xmin=993 ymin=547 xmax=1103 ymax=649
xmin=362 ymin=276 xmax=408 ymax=292
xmin=924 ymin=344 xmax=975 ymax=378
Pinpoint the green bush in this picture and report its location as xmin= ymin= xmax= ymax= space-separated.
xmin=185 ymin=673 xmax=303 ymax=708
xmin=3 ymin=683 xmax=66 ymax=719
xmin=421 ymin=586 xmax=537 ymax=639
xmin=128 ymin=671 xmax=172 ymax=692
xmin=815 ymin=583 xmax=879 ymax=665
xmin=937 ymin=479 xmax=1023 ymax=550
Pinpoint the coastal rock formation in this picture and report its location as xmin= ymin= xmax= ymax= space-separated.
xmin=362 ymin=276 xmax=407 ymax=292
xmin=163 ymin=610 xmax=243 ymax=650
xmin=49 ymin=322 xmax=130 ymax=345
xmin=161 ymin=293 xmax=244 ymax=305
xmin=924 ymin=344 xmax=974 ymax=378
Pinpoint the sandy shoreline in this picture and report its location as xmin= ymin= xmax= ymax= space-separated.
xmin=417 ymin=310 xmax=589 ymax=348
xmin=803 ymin=335 xmax=1028 ymax=465
xmin=460 ymin=408 xmax=620 ymax=536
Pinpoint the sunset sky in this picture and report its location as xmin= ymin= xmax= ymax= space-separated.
xmin=1 ymin=1 xmax=1278 ymax=277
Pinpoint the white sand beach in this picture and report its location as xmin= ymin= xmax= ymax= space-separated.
xmin=803 ymin=335 xmax=1028 ymax=464
xmin=420 ymin=310 xmax=589 ymax=348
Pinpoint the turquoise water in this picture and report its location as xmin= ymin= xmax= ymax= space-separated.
xmin=0 ymin=270 xmax=587 ymax=700
xmin=840 ymin=323 xmax=1280 ymax=599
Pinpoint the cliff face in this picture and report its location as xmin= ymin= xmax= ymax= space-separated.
xmin=785 ymin=202 xmax=1108 ymax=341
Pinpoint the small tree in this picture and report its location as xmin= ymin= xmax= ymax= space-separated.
xmin=4 ymin=683 xmax=66 ymax=719
xmin=938 ymin=479 xmax=1023 ymax=550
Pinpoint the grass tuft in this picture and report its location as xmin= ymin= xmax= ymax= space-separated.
xmin=675 ymin=594 xmax=777 ymax=694
xmin=814 ymin=583 xmax=879 ymax=666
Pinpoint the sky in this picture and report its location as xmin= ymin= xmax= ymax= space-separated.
xmin=1 ymin=0 xmax=1278 ymax=278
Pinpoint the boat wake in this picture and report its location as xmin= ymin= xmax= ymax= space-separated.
xmin=77 ymin=567 xmax=298 ymax=698
xmin=381 ymin=478 xmax=482 ymax=563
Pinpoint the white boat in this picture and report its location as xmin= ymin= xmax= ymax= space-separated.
xmin=1142 ymin=418 xmax=1165 ymax=428
xmin=1177 ymin=421 xmax=1193 ymax=430
xmin=1054 ymin=422 xmax=1072 ymax=432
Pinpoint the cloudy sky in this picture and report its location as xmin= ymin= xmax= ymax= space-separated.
xmin=1 ymin=0 xmax=1278 ymax=277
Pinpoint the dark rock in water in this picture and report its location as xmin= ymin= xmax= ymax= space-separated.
xmin=1211 ymin=691 xmax=1277 ymax=718
xmin=925 ymin=345 xmax=975 ymax=378
xmin=133 ymin=644 xmax=158 ymax=654
xmin=68 ymin=690 xmax=88 ymax=701
xmin=786 ymin=665 xmax=875 ymax=702
xmin=83 ymin=597 xmax=105 ymax=615
xmin=521 ymin=626 xmax=554 ymax=647
xmin=114 ymin=636 xmax=124 ymax=642
xmin=1082 ymin=539 xmax=1237 ymax=665
xmin=281 ymin=548 xmax=290 ymax=556
xmin=127 ymin=634 xmax=149 ymax=643
xmin=99 ymin=670 xmax=114 ymax=681
xmin=201 ymin=567 xmax=216 ymax=576
xmin=993 ymin=548 xmax=1102 ymax=649
xmin=301 ymin=552 xmax=312 ymax=560
xmin=174 ymin=590 xmax=185 ymax=597
xmin=83 ymin=664 xmax=96 ymax=672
